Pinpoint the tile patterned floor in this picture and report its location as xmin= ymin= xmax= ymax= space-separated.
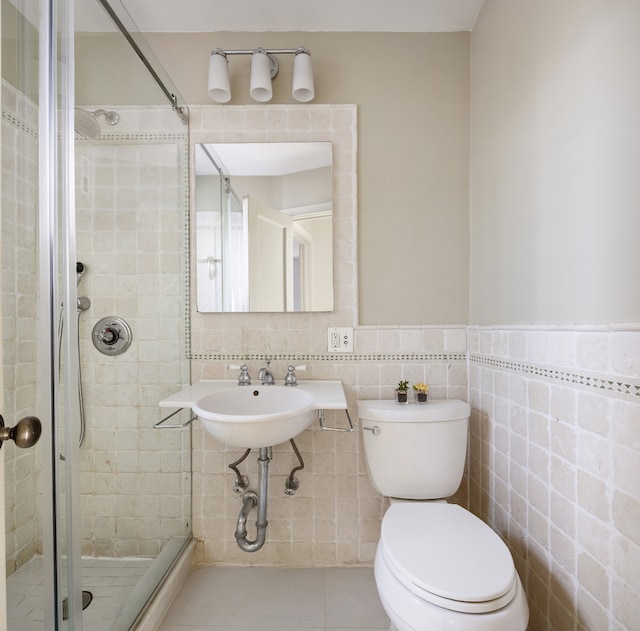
xmin=6 ymin=555 xmax=153 ymax=631
xmin=159 ymin=566 xmax=390 ymax=631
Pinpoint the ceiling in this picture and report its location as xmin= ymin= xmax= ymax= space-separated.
xmin=77 ymin=0 xmax=486 ymax=33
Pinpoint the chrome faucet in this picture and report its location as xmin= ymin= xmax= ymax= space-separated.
xmin=258 ymin=359 xmax=275 ymax=385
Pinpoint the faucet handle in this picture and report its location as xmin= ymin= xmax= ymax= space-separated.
xmin=237 ymin=364 xmax=252 ymax=386
xmin=284 ymin=364 xmax=306 ymax=386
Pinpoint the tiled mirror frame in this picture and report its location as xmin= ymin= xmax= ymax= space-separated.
xmin=187 ymin=105 xmax=358 ymax=362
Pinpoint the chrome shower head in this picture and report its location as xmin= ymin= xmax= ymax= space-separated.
xmin=93 ymin=109 xmax=119 ymax=126
xmin=74 ymin=108 xmax=119 ymax=139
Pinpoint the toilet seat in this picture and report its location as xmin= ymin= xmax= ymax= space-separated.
xmin=379 ymin=503 xmax=517 ymax=614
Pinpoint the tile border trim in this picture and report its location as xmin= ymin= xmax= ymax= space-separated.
xmin=469 ymin=353 xmax=640 ymax=399
xmin=1 ymin=109 xmax=37 ymax=138
xmin=192 ymin=352 xmax=467 ymax=362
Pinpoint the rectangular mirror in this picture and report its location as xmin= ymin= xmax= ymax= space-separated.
xmin=195 ymin=142 xmax=333 ymax=312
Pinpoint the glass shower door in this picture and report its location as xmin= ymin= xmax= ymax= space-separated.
xmin=2 ymin=0 xmax=81 ymax=627
xmin=73 ymin=2 xmax=192 ymax=628
xmin=4 ymin=0 xmax=192 ymax=627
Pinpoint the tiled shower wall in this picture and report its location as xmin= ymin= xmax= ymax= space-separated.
xmin=188 ymin=105 xmax=468 ymax=566
xmin=2 ymin=83 xmax=192 ymax=568
xmin=1 ymin=80 xmax=39 ymax=573
xmin=75 ymin=109 xmax=191 ymax=557
xmin=468 ymin=325 xmax=640 ymax=631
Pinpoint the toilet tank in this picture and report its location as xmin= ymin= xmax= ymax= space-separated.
xmin=357 ymin=399 xmax=470 ymax=500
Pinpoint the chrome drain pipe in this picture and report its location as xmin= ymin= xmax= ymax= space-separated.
xmin=235 ymin=447 xmax=271 ymax=552
xmin=235 ymin=491 xmax=258 ymax=540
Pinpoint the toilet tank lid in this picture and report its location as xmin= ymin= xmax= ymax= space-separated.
xmin=357 ymin=399 xmax=470 ymax=422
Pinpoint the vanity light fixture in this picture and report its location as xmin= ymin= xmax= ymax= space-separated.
xmin=208 ymin=47 xmax=314 ymax=103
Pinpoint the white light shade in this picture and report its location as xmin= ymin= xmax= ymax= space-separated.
xmin=208 ymin=51 xmax=231 ymax=103
xmin=292 ymin=51 xmax=314 ymax=102
xmin=250 ymin=50 xmax=273 ymax=102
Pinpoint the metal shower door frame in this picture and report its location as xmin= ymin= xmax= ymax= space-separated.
xmin=38 ymin=0 xmax=84 ymax=627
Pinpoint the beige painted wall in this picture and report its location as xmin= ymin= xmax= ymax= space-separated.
xmin=74 ymin=33 xmax=169 ymax=106
xmin=78 ymin=31 xmax=471 ymax=326
xmin=470 ymin=0 xmax=640 ymax=325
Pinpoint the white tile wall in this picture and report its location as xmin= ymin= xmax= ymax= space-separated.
xmin=468 ymin=325 xmax=640 ymax=631
xmin=190 ymin=334 xmax=468 ymax=568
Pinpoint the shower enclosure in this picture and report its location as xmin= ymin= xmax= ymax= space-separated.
xmin=2 ymin=0 xmax=191 ymax=628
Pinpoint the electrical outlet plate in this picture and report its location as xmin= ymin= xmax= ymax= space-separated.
xmin=328 ymin=327 xmax=353 ymax=353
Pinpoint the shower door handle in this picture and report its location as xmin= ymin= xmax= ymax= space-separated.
xmin=0 ymin=414 xmax=42 ymax=449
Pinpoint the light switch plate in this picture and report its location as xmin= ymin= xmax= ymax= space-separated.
xmin=328 ymin=327 xmax=354 ymax=352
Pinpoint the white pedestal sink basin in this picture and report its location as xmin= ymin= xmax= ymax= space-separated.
xmin=159 ymin=379 xmax=347 ymax=448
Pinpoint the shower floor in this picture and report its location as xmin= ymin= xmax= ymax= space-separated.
xmin=6 ymin=555 xmax=153 ymax=630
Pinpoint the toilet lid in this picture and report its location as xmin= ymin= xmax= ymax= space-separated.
xmin=380 ymin=503 xmax=517 ymax=613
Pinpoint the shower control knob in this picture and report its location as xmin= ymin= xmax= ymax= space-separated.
xmin=100 ymin=327 xmax=119 ymax=345
xmin=0 ymin=414 xmax=42 ymax=449
xmin=92 ymin=316 xmax=132 ymax=356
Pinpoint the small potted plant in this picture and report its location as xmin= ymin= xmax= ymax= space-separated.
xmin=413 ymin=382 xmax=429 ymax=403
xmin=395 ymin=380 xmax=410 ymax=404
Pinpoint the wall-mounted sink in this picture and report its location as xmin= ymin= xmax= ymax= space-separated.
xmin=193 ymin=386 xmax=314 ymax=448
xmin=159 ymin=379 xmax=347 ymax=448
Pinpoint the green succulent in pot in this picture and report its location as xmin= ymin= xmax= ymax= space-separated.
xmin=395 ymin=380 xmax=410 ymax=404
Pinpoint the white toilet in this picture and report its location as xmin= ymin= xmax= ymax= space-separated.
xmin=358 ymin=399 xmax=529 ymax=631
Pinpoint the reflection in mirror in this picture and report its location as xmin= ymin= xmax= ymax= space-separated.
xmin=195 ymin=142 xmax=333 ymax=312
